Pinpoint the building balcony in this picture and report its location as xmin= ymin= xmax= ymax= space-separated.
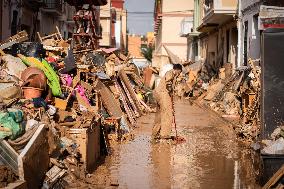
xmin=24 ymin=0 xmax=46 ymax=10
xmin=202 ymin=0 xmax=237 ymax=25
xmin=66 ymin=0 xmax=107 ymax=6
xmin=180 ymin=17 xmax=195 ymax=37
xmin=41 ymin=0 xmax=63 ymax=16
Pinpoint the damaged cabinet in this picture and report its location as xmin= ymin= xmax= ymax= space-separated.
xmin=66 ymin=124 xmax=101 ymax=173
xmin=0 ymin=125 xmax=49 ymax=189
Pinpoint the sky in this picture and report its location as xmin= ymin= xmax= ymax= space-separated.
xmin=125 ymin=0 xmax=155 ymax=35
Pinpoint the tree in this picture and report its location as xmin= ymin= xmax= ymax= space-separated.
xmin=141 ymin=45 xmax=154 ymax=62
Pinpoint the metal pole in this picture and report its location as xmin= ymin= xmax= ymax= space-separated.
xmin=237 ymin=0 xmax=242 ymax=68
xmin=171 ymin=95 xmax=178 ymax=138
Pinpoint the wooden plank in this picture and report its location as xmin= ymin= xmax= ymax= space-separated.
xmin=18 ymin=125 xmax=49 ymax=189
xmin=0 ymin=31 xmax=28 ymax=50
xmin=119 ymin=70 xmax=143 ymax=116
xmin=67 ymin=125 xmax=101 ymax=173
xmin=0 ymin=140 xmax=19 ymax=175
xmin=263 ymin=164 xmax=284 ymax=189
xmin=5 ymin=180 xmax=27 ymax=189
xmin=95 ymin=80 xmax=123 ymax=117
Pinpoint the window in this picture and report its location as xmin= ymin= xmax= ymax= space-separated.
xmin=180 ymin=17 xmax=193 ymax=36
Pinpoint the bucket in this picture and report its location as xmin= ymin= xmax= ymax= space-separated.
xmin=22 ymin=87 xmax=43 ymax=99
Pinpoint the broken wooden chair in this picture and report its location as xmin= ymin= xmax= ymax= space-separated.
xmin=37 ymin=26 xmax=63 ymax=43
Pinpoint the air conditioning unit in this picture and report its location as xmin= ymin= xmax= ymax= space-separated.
xmin=180 ymin=17 xmax=193 ymax=37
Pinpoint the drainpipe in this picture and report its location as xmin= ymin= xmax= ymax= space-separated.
xmin=237 ymin=0 xmax=242 ymax=68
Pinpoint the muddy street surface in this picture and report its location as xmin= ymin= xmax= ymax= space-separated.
xmin=80 ymin=100 xmax=259 ymax=189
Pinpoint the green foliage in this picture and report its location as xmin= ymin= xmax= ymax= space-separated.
xmin=141 ymin=46 xmax=154 ymax=62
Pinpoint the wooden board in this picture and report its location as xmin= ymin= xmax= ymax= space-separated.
xmin=95 ymin=80 xmax=123 ymax=117
xmin=18 ymin=125 xmax=49 ymax=189
xmin=263 ymin=164 xmax=284 ymax=189
xmin=67 ymin=124 xmax=100 ymax=173
xmin=0 ymin=140 xmax=19 ymax=175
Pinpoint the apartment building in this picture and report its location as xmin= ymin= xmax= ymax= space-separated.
xmin=153 ymin=0 xmax=194 ymax=69
xmin=0 ymin=0 xmax=76 ymax=41
xmin=111 ymin=0 xmax=127 ymax=52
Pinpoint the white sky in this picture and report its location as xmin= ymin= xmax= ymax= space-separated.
xmin=125 ymin=0 xmax=155 ymax=35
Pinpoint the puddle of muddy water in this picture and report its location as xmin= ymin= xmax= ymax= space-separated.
xmin=88 ymin=100 xmax=260 ymax=189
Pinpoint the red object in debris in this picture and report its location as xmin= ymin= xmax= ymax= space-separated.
xmin=22 ymin=87 xmax=43 ymax=99
xmin=46 ymin=57 xmax=57 ymax=63
xmin=263 ymin=24 xmax=284 ymax=29
xmin=21 ymin=67 xmax=47 ymax=90
xmin=143 ymin=67 xmax=153 ymax=88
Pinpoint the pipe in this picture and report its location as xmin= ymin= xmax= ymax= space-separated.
xmin=237 ymin=0 xmax=242 ymax=68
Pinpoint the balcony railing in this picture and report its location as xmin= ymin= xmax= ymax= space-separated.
xmin=43 ymin=0 xmax=63 ymax=14
xmin=24 ymin=0 xmax=45 ymax=9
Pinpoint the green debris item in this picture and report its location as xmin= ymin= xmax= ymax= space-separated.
xmin=0 ymin=111 xmax=24 ymax=140
xmin=7 ymin=108 xmax=23 ymax=123
xmin=17 ymin=54 xmax=62 ymax=96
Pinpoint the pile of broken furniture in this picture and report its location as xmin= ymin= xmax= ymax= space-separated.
xmin=0 ymin=29 xmax=152 ymax=188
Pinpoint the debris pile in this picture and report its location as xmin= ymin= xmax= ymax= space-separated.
xmin=0 ymin=30 xmax=153 ymax=188
xmin=261 ymin=126 xmax=284 ymax=155
xmin=180 ymin=59 xmax=261 ymax=142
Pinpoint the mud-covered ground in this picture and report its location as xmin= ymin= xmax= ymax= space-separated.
xmin=72 ymin=99 xmax=260 ymax=189
xmin=0 ymin=165 xmax=18 ymax=187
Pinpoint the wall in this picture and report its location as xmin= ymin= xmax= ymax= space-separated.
xmin=112 ymin=4 xmax=127 ymax=52
xmin=63 ymin=3 xmax=76 ymax=39
xmin=100 ymin=18 xmax=112 ymax=46
xmin=128 ymin=35 xmax=142 ymax=58
xmin=222 ymin=0 xmax=237 ymax=8
xmin=240 ymin=0 xmax=262 ymax=65
xmin=162 ymin=0 xmax=194 ymax=12
xmin=115 ymin=20 xmax=121 ymax=48
xmin=1 ymin=1 xmax=11 ymax=40
xmin=153 ymin=0 xmax=194 ymax=68
xmin=121 ymin=9 xmax=127 ymax=52
xmin=100 ymin=1 xmax=112 ymax=47
xmin=0 ymin=1 xmax=75 ymax=42
xmin=1 ymin=0 xmax=21 ymax=40
xmin=240 ymin=0 xmax=284 ymax=65
xmin=112 ymin=0 xmax=124 ymax=9
xmin=197 ymin=20 xmax=237 ymax=72
xmin=161 ymin=16 xmax=189 ymax=60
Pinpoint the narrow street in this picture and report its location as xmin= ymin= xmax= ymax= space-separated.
xmin=85 ymin=100 xmax=259 ymax=189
